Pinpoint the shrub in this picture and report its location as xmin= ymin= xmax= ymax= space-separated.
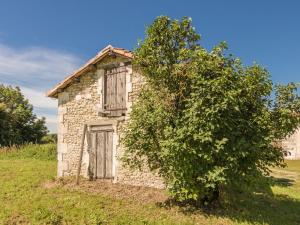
xmin=122 ymin=16 xmax=300 ymax=204
xmin=41 ymin=134 xmax=57 ymax=144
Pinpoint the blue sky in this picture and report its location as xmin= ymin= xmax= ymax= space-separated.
xmin=0 ymin=0 xmax=299 ymax=132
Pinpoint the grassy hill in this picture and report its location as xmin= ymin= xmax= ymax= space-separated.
xmin=0 ymin=144 xmax=300 ymax=225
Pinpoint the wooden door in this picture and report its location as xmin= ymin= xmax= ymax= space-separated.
xmin=89 ymin=130 xmax=113 ymax=179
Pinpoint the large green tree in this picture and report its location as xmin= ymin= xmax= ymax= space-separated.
xmin=122 ymin=16 xmax=300 ymax=203
xmin=0 ymin=84 xmax=48 ymax=146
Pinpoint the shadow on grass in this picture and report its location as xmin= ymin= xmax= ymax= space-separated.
xmin=271 ymin=177 xmax=295 ymax=187
xmin=157 ymin=176 xmax=300 ymax=225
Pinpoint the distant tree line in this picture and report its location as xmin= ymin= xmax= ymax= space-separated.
xmin=41 ymin=133 xmax=57 ymax=144
xmin=0 ymin=84 xmax=48 ymax=146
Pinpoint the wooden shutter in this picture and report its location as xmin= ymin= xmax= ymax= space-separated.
xmin=104 ymin=66 xmax=126 ymax=116
xmin=105 ymin=68 xmax=116 ymax=111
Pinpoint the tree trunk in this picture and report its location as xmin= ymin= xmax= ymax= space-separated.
xmin=201 ymin=186 xmax=220 ymax=205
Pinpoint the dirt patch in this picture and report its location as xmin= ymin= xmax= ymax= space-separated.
xmin=41 ymin=180 xmax=59 ymax=189
xmin=42 ymin=177 xmax=168 ymax=204
xmin=4 ymin=213 xmax=28 ymax=225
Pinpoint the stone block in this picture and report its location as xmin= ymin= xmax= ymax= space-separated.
xmin=126 ymin=82 xmax=132 ymax=93
xmin=59 ymin=123 xmax=68 ymax=133
xmin=58 ymin=106 xmax=67 ymax=114
xmin=58 ymin=143 xmax=68 ymax=153
xmin=58 ymin=114 xmax=64 ymax=123
xmin=57 ymin=153 xmax=63 ymax=161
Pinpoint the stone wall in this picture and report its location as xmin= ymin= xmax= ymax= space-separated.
xmin=115 ymin=69 xmax=165 ymax=189
xmin=282 ymin=128 xmax=300 ymax=160
xmin=57 ymin=56 xmax=165 ymax=189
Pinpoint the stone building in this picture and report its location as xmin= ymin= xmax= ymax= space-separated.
xmin=47 ymin=45 xmax=164 ymax=188
xmin=282 ymin=128 xmax=300 ymax=160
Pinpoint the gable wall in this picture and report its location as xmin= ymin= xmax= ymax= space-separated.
xmin=57 ymin=56 xmax=164 ymax=189
xmin=282 ymin=128 xmax=300 ymax=159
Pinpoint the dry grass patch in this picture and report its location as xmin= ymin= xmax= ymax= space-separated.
xmin=42 ymin=177 xmax=168 ymax=204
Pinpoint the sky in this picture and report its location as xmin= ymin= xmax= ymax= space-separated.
xmin=0 ymin=0 xmax=299 ymax=133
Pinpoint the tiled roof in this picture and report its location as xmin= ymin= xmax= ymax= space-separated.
xmin=46 ymin=45 xmax=133 ymax=98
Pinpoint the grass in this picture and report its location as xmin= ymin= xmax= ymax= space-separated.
xmin=0 ymin=145 xmax=300 ymax=224
xmin=0 ymin=143 xmax=56 ymax=161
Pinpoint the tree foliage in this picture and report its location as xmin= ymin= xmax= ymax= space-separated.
xmin=122 ymin=16 xmax=300 ymax=203
xmin=0 ymin=84 xmax=48 ymax=146
xmin=41 ymin=133 xmax=57 ymax=144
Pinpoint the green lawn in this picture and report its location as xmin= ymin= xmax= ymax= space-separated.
xmin=0 ymin=147 xmax=300 ymax=224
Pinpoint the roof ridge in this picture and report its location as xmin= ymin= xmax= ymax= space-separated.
xmin=96 ymin=45 xmax=114 ymax=56
xmin=102 ymin=44 xmax=113 ymax=51
xmin=113 ymin=47 xmax=132 ymax=52
xmin=46 ymin=45 xmax=133 ymax=98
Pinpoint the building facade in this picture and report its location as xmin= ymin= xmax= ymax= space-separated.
xmin=47 ymin=45 xmax=164 ymax=188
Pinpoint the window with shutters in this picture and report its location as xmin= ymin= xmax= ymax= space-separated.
xmin=103 ymin=66 xmax=126 ymax=116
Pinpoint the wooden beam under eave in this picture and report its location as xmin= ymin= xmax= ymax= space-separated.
xmin=89 ymin=64 xmax=97 ymax=71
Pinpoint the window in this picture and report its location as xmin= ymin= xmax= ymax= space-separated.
xmin=103 ymin=66 xmax=126 ymax=116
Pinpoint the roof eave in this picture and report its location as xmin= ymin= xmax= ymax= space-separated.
xmin=46 ymin=47 xmax=133 ymax=98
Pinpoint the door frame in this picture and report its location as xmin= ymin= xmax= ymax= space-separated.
xmin=86 ymin=120 xmax=118 ymax=180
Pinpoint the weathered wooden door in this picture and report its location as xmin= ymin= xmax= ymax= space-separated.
xmin=89 ymin=129 xmax=113 ymax=179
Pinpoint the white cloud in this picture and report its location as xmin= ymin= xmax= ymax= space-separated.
xmin=0 ymin=44 xmax=82 ymax=90
xmin=21 ymin=87 xmax=57 ymax=109
xmin=21 ymin=87 xmax=58 ymax=133
xmin=0 ymin=43 xmax=82 ymax=133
